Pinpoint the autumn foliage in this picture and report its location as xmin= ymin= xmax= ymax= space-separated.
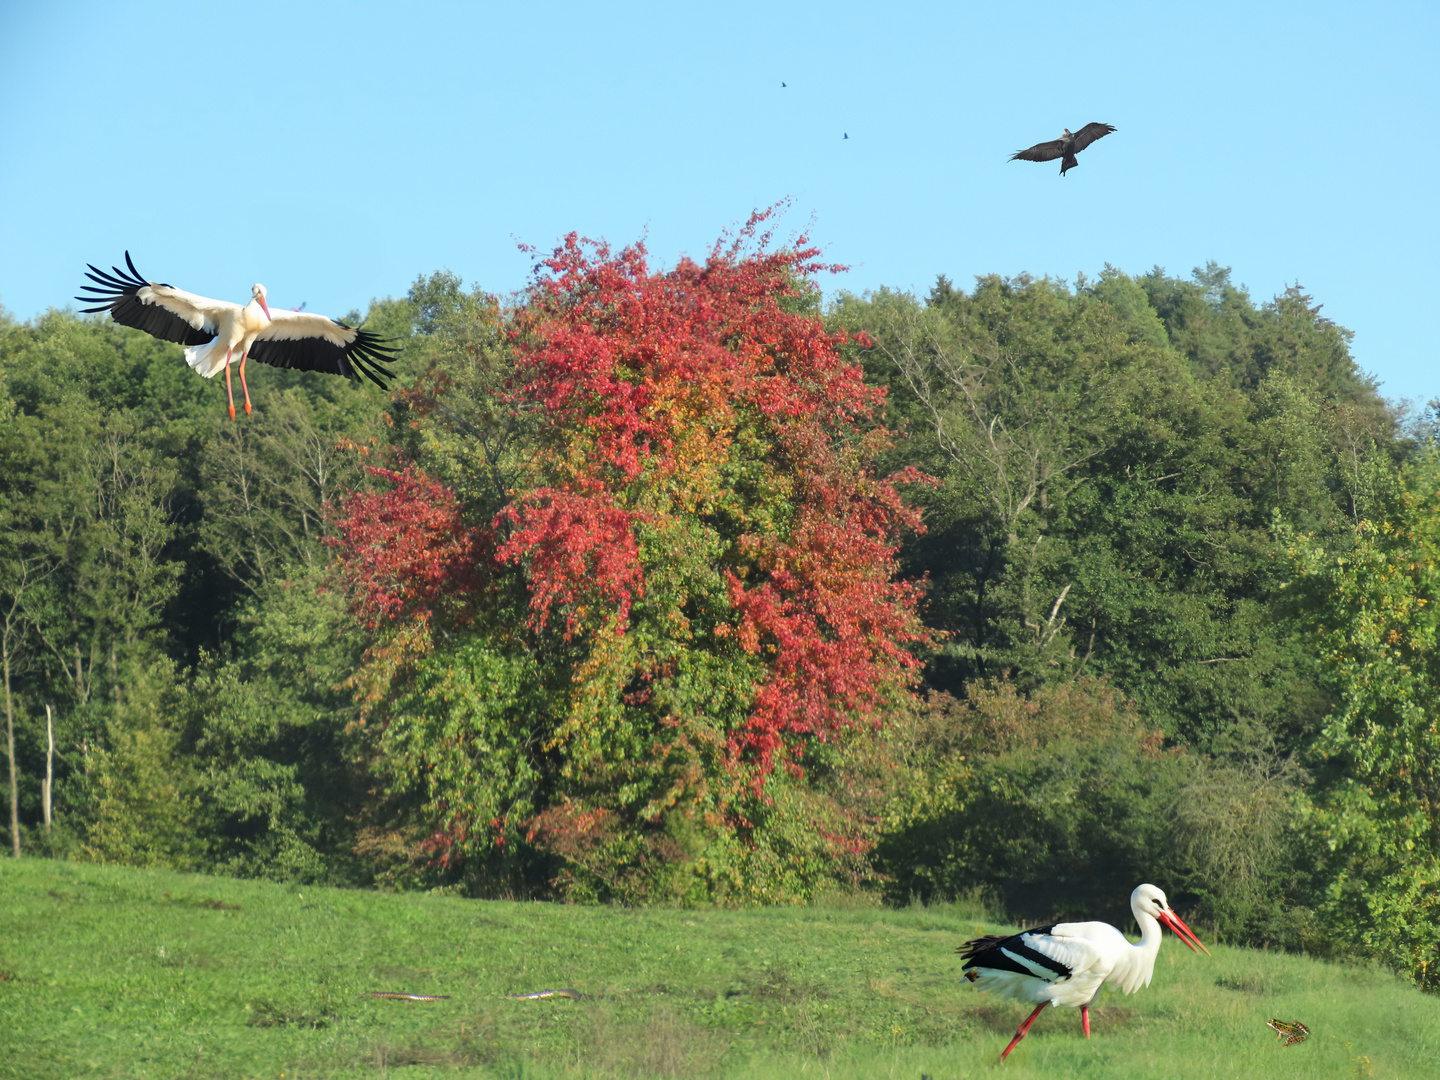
xmin=333 ymin=465 xmax=487 ymax=630
xmin=331 ymin=211 xmax=931 ymax=899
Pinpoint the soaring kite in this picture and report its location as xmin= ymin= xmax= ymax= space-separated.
xmin=1009 ymin=123 xmax=1117 ymax=176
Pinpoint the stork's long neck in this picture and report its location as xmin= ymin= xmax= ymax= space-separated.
xmin=1125 ymin=906 xmax=1163 ymax=988
xmin=1135 ymin=908 xmax=1163 ymax=956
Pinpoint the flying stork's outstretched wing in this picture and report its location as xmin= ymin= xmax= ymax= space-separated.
xmin=76 ymin=252 xmax=229 ymax=346
xmin=1008 ymin=139 xmax=1066 ymax=163
xmin=250 ymin=311 xmax=399 ymax=390
xmin=1071 ymin=122 xmax=1117 ymax=152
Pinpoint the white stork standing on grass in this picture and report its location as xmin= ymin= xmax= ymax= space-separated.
xmin=77 ymin=253 xmax=398 ymax=419
xmin=959 ymin=883 xmax=1210 ymax=1061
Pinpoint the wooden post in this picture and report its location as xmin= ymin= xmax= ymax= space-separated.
xmin=43 ymin=703 xmax=54 ymax=832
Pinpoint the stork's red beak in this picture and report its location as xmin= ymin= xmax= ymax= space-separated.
xmin=258 ymin=296 xmax=272 ymax=321
xmin=1159 ymin=908 xmax=1212 ymax=956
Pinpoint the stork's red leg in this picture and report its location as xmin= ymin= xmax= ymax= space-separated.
xmin=238 ymin=351 xmax=251 ymax=415
xmin=223 ymin=348 xmax=236 ymax=421
xmin=1082 ymin=1004 xmax=1091 ymax=1038
xmin=999 ymin=1003 xmax=1047 ymax=1062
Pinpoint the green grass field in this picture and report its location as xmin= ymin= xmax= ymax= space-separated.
xmin=2 ymin=858 xmax=1435 ymax=1079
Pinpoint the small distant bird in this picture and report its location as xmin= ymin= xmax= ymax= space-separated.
xmin=77 ymin=253 xmax=397 ymax=420
xmin=959 ymin=884 xmax=1209 ymax=1061
xmin=1009 ymin=122 xmax=1116 ymax=176
xmin=844 ymin=132 xmax=849 ymax=139
xmin=782 ymin=81 xmax=787 ymax=87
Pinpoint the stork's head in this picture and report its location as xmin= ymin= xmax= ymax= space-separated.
xmin=251 ymin=283 xmax=271 ymax=321
xmin=1132 ymin=884 xmax=1212 ymax=955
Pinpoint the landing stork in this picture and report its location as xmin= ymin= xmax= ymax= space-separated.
xmin=959 ymin=883 xmax=1210 ymax=1061
xmin=77 ymin=253 xmax=398 ymax=419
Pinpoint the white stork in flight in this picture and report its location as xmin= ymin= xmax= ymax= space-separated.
xmin=959 ymin=883 xmax=1210 ymax=1061
xmin=77 ymin=253 xmax=398 ymax=419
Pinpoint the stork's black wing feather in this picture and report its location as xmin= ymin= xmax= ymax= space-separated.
xmin=248 ymin=325 xmax=399 ymax=390
xmin=75 ymin=252 xmax=216 ymax=346
xmin=957 ymin=933 xmax=1013 ymax=958
xmin=1071 ymin=123 xmax=1117 ymax=152
xmin=1008 ymin=139 xmax=1065 ymax=163
xmin=958 ymin=925 xmax=1071 ymax=979
xmin=958 ymin=925 xmax=1057 ymax=960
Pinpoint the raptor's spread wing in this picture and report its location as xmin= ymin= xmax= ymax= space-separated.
xmin=1009 ymin=139 xmax=1065 ymax=163
xmin=1071 ymin=123 xmax=1117 ymax=152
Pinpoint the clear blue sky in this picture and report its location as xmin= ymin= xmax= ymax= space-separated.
xmin=3 ymin=1 xmax=1436 ymax=405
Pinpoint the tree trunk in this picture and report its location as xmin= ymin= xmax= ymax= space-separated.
xmin=4 ymin=644 xmax=19 ymax=857
xmin=43 ymin=703 xmax=54 ymax=832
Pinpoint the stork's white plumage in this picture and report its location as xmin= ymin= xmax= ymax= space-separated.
xmin=77 ymin=253 xmax=397 ymax=419
xmin=959 ymin=883 xmax=1210 ymax=1061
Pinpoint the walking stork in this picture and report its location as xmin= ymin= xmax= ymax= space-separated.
xmin=77 ymin=253 xmax=398 ymax=419
xmin=959 ymin=883 xmax=1210 ymax=1060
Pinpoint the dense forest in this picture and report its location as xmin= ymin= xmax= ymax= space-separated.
xmin=2 ymin=220 xmax=1437 ymax=991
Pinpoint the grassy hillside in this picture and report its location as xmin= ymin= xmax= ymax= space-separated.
xmin=1 ymin=858 xmax=1435 ymax=1079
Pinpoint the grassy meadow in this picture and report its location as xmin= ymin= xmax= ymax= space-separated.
xmin=1 ymin=858 xmax=1435 ymax=1080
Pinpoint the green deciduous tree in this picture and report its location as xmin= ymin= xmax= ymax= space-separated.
xmin=79 ymin=657 xmax=202 ymax=868
xmin=0 ymin=305 xmax=395 ymax=871
xmin=1285 ymin=464 xmax=1440 ymax=990
xmin=839 ymin=266 xmax=1398 ymax=752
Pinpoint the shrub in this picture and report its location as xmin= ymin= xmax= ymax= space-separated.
xmin=875 ymin=678 xmax=1311 ymax=942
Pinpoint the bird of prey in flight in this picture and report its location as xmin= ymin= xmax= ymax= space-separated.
xmin=1009 ymin=123 xmax=1116 ymax=176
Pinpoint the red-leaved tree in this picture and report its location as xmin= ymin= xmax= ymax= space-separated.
xmin=332 ymin=210 xmax=932 ymax=900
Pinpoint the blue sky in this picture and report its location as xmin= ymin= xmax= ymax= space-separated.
xmin=2 ymin=1 xmax=1436 ymax=405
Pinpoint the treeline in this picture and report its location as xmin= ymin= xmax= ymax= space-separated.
xmin=1 ymin=231 xmax=1436 ymax=991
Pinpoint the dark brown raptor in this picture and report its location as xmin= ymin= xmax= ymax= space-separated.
xmin=1009 ymin=123 xmax=1117 ymax=176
